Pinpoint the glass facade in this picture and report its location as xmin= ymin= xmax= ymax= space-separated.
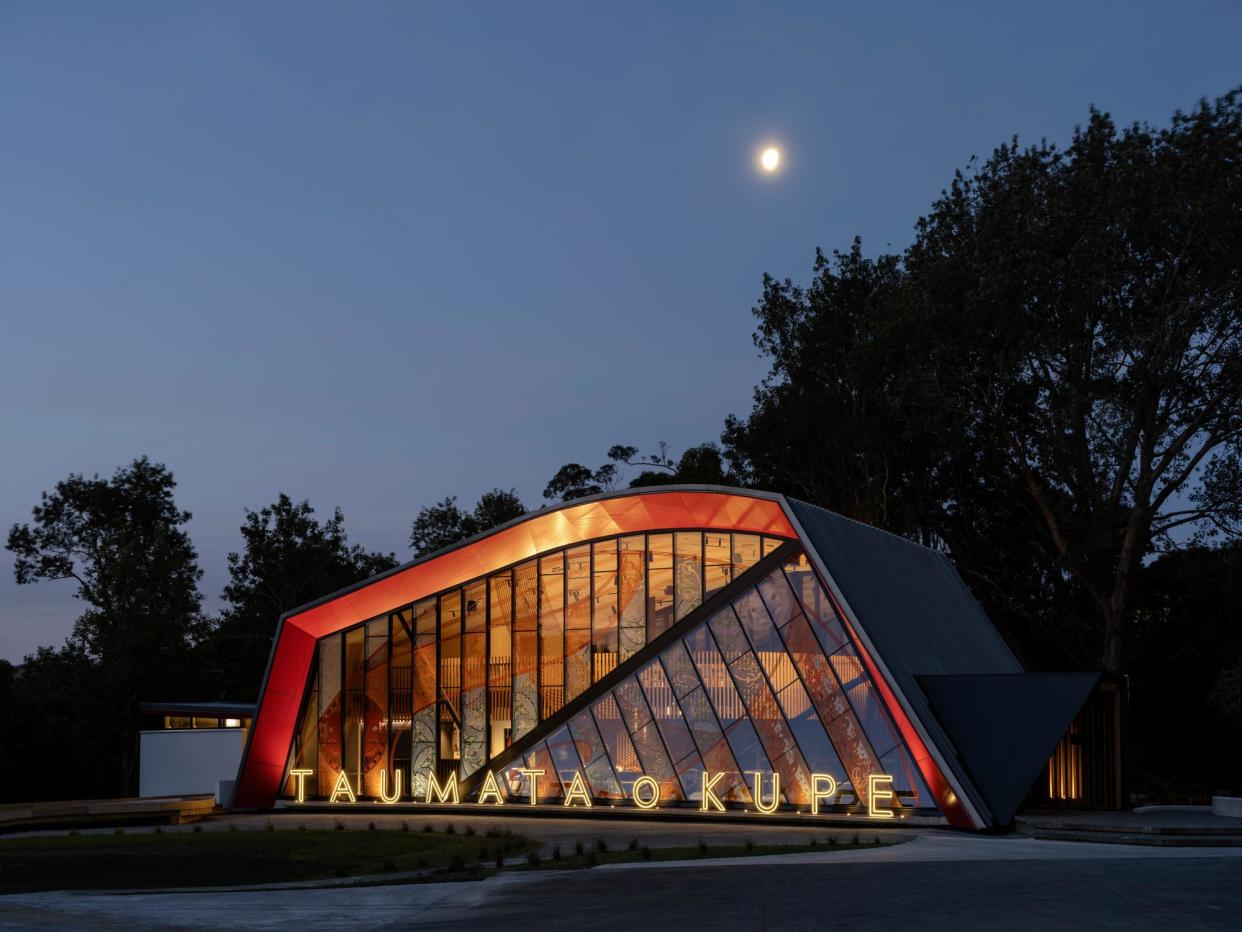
xmin=283 ymin=532 xmax=933 ymax=813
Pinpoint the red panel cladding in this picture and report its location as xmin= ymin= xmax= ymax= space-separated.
xmin=235 ymin=490 xmax=793 ymax=809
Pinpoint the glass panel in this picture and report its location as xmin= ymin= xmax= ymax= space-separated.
xmin=317 ymin=635 xmax=341 ymax=792
xmin=679 ymin=686 xmax=724 ymax=758
xmin=342 ymin=626 xmax=365 ymax=792
xmin=524 ymin=741 xmax=563 ymax=799
xmin=769 ymin=745 xmax=812 ymax=804
xmin=704 ymin=531 xmax=732 ymax=598
xmin=660 ymin=640 xmax=700 ymax=698
xmin=546 ymin=725 xmax=583 ymax=789
xmin=565 ymin=629 xmax=591 ymax=704
xmin=362 ymin=617 xmax=389 ymax=796
xmin=618 ymin=535 xmax=646 ymax=661
xmin=758 ymin=568 xmax=800 ymax=628
xmin=674 ymin=531 xmax=703 ymax=621
xmin=591 ymin=539 xmax=619 ymax=681
xmin=411 ymin=598 xmax=437 ymax=798
xmin=730 ymin=650 xmax=795 ymax=761
xmin=675 ymin=749 xmax=706 ymax=800
xmin=708 ymin=607 xmax=749 ymax=662
xmin=566 ymin=545 xmax=591 ymax=631
xmin=639 ymin=661 xmax=696 ymax=764
xmin=825 ymin=709 xmax=879 ymax=804
xmin=568 ymin=709 xmax=606 ymax=764
xmin=880 ymin=746 xmax=932 ymax=809
xmin=592 ymin=693 xmax=641 ymax=792
xmin=783 ymin=553 xmax=848 ymax=654
xmin=701 ymin=732 xmax=749 ymax=803
xmin=733 ymin=596 xmax=797 ymax=693
xmin=613 ymin=676 xmax=651 ymax=731
xmin=585 ymin=754 xmax=624 ymax=799
xmin=513 ymin=561 xmax=539 ymax=740
xmin=631 ymin=721 xmax=681 ymax=800
xmin=488 ymin=573 xmax=513 ymax=758
xmin=461 ymin=581 xmax=486 ymax=777
xmin=290 ymin=678 xmax=318 ymax=798
xmin=724 ymin=717 xmax=772 ymax=774
xmin=732 ymin=533 xmax=762 ymax=578
xmin=539 ymin=553 xmax=564 ymax=719
xmin=762 ymin=536 xmax=781 ymax=558
xmin=647 ymin=533 xmax=674 ymax=638
xmin=779 ymin=680 xmax=845 ymax=777
xmin=685 ymin=625 xmax=744 ymax=726
xmin=781 ymin=614 xmax=852 ymax=725
xmin=389 ymin=609 xmax=412 ymax=785
xmin=439 ymin=592 xmax=462 ymax=770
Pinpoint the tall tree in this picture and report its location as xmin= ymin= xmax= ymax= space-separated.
xmin=6 ymin=456 xmax=205 ymax=792
xmin=205 ymin=494 xmax=397 ymax=699
xmin=725 ymin=89 xmax=1242 ymax=673
xmin=409 ymin=488 xmax=526 ymax=557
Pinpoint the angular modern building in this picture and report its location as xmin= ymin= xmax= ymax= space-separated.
xmin=230 ymin=487 xmax=1120 ymax=829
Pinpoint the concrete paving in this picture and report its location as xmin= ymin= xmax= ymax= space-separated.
xmin=2 ymin=829 xmax=1241 ymax=930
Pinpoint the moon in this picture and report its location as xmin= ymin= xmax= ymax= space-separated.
xmin=760 ymin=146 xmax=781 ymax=172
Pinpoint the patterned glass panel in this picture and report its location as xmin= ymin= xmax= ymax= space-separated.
xmin=685 ymin=625 xmax=744 ymax=726
xmin=592 ymin=539 xmax=619 ymax=681
xmin=660 ymin=640 xmax=700 ymax=698
xmin=631 ymin=721 xmax=681 ymax=800
xmin=389 ymin=609 xmax=412 ymax=785
xmin=584 ymin=754 xmax=624 ymax=799
xmin=524 ymin=741 xmax=563 ymax=799
xmin=647 ymin=533 xmax=674 ymax=638
xmin=757 ymin=568 xmax=800 ymax=628
xmin=769 ymin=745 xmax=812 ymax=805
xmin=618 ymin=535 xmax=646 ymax=661
xmin=513 ymin=561 xmax=538 ymax=740
xmin=674 ymin=531 xmax=703 ymax=621
xmin=539 ymin=554 xmax=564 ymax=719
xmin=731 ymin=651 xmax=796 ymax=761
xmin=783 ymin=554 xmax=848 ymax=654
xmin=568 ymin=710 xmax=606 ymax=765
xmin=708 ymin=607 xmax=749 ymax=662
xmin=639 ymin=661 xmax=696 ymax=764
xmin=781 ymin=614 xmax=851 ymax=725
xmin=613 ymin=676 xmax=651 ymax=731
xmin=592 ymin=692 xmax=641 ymax=790
xmin=704 ymin=531 xmax=732 ymax=598
xmin=780 ymin=680 xmax=846 ymax=776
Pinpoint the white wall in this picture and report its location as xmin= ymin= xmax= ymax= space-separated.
xmin=139 ymin=728 xmax=246 ymax=803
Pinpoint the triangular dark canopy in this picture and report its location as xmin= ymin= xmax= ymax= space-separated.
xmin=918 ymin=673 xmax=1100 ymax=826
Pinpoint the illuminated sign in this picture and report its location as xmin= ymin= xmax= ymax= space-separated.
xmin=291 ymin=769 xmax=898 ymax=818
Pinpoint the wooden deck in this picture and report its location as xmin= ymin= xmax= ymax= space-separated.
xmin=0 ymin=795 xmax=217 ymax=831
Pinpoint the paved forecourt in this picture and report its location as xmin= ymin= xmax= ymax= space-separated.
xmin=2 ymin=830 xmax=1242 ymax=930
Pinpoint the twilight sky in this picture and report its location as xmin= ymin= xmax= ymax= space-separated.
xmin=2 ymin=1 xmax=1239 ymax=662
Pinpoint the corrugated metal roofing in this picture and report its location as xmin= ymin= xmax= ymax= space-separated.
xmin=787 ymin=498 xmax=1025 ymax=824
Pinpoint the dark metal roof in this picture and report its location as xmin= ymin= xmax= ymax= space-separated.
xmin=919 ymin=673 xmax=1100 ymax=825
xmin=786 ymin=498 xmax=1024 ymax=823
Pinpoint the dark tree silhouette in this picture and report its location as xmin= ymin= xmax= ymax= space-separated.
xmin=410 ymin=488 xmax=526 ymax=556
xmin=6 ymin=456 xmax=205 ymax=793
xmin=725 ymin=89 xmax=1242 ymax=674
xmin=203 ymin=494 xmax=397 ymax=699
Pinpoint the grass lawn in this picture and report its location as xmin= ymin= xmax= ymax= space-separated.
xmin=0 ymin=823 xmax=534 ymax=893
xmin=521 ymin=833 xmax=895 ymax=870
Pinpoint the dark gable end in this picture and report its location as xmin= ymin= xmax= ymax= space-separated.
xmin=787 ymin=498 xmax=1066 ymax=826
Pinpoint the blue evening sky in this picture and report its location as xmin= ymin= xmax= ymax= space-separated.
xmin=2 ymin=1 xmax=1239 ymax=662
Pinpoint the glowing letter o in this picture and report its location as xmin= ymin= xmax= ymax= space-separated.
xmin=632 ymin=775 xmax=660 ymax=809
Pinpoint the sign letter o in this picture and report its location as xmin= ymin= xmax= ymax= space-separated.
xmin=632 ymin=775 xmax=660 ymax=809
